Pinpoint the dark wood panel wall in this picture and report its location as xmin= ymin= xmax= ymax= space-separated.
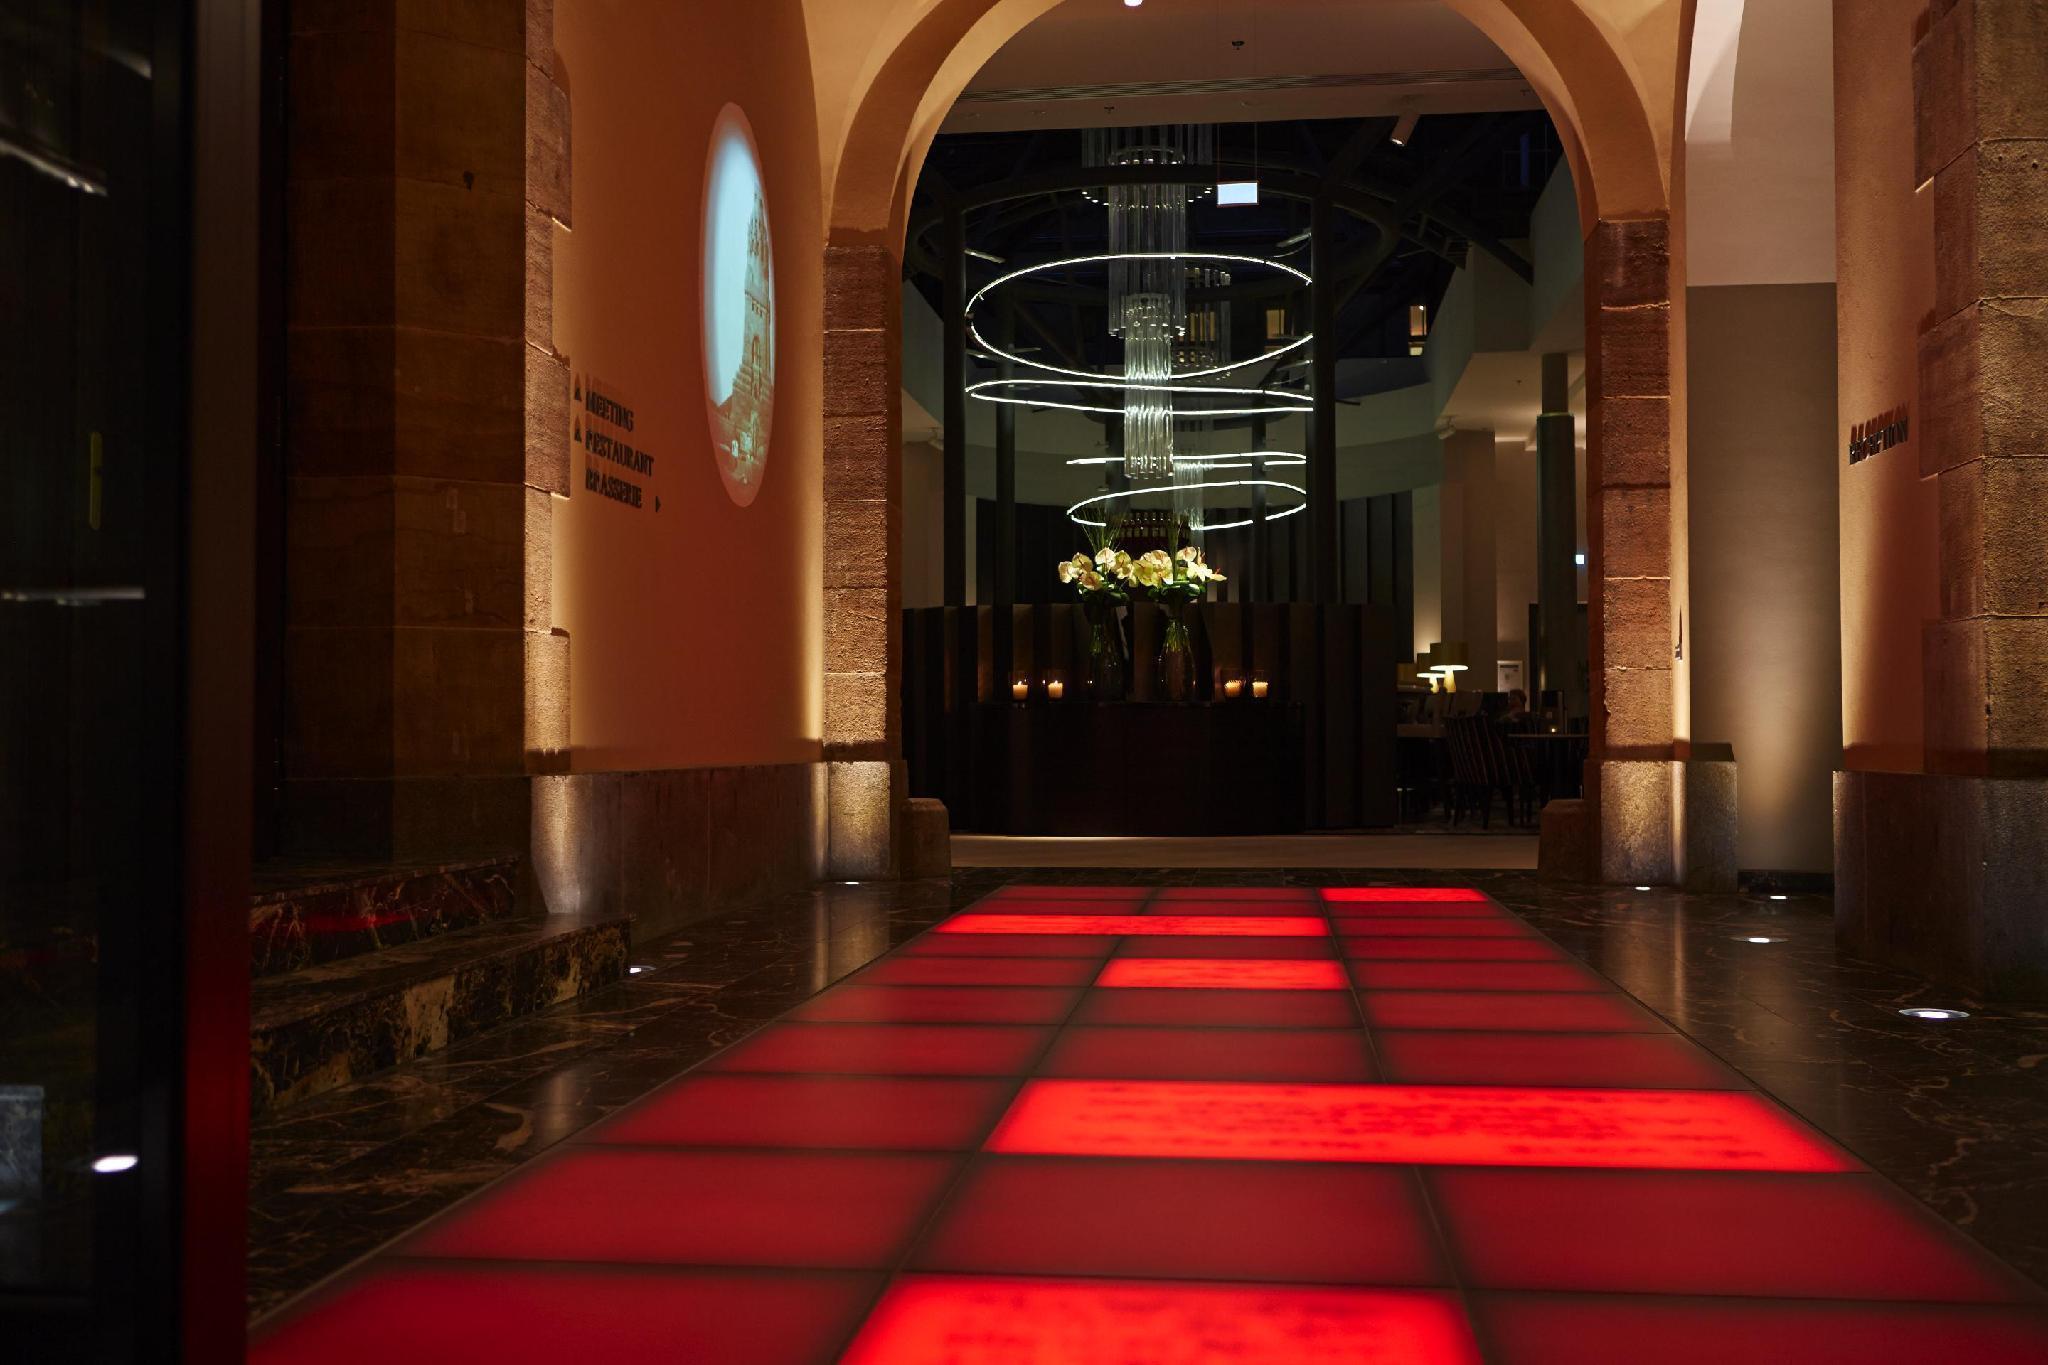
xmin=904 ymin=602 xmax=1399 ymax=832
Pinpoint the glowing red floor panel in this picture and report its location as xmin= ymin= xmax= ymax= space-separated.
xmin=701 ymin=1021 xmax=1053 ymax=1075
xmin=406 ymin=1149 xmax=960 ymax=1267
xmin=987 ymin=1080 xmax=1856 ymax=1170
xmin=1096 ymin=958 xmax=1348 ymax=990
xmin=911 ymin=1157 xmax=1448 ymax=1285
xmin=1072 ymin=986 xmax=1360 ymax=1029
xmin=939 ymin=912 xmax=1327 ymax=937
xmin=587 ymin=1075 xmax=1017 ymax=1151
xmin=1374 ymin=1030 xmax=1746 ymax=1089
xmin=841 ymin=1277 xmax=1483 ymax=1365
xmin=790 ymin=983 xmax=1080 ymax=1024
xmin=1036 ymin=1025 xmax=1377 ymax=1083
xmin=1358 ymin=989 xmax=1668 ymax=1033
xmin=250 ymin=1267 xmax=881 ymax=1365
xmin=1430 ymin=1168 xmax=2040 ymax=1301
xmin=256 ymin=882 xmax=2048 ymax=1363
xmin=1350 ymin=959 xmax=1608 ymax=992
xmin=1477 ymin=1294 xmax=2048 ymax=1365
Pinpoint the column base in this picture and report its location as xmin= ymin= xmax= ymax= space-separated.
xmin=1836 ymin=769 xmax=2048 ymax=999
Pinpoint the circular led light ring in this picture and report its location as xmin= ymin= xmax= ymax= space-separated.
xmin=966 ymin=251 xmax=1314 ymax=386
xmin=1065 ymin=450 xmax=1308 ymax=469
xmin=967 ymin=379 xmax=1313 ymax=419
xmin=1065 ymin=477 xmax=1308 ymax=530
xmin=969 ymin=392 xmax=1311 ymax=419
xmin=969 ymin=319 xmax=1314 ymax=385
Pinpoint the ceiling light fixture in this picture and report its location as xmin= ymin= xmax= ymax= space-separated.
xmin=92 ymin=1154 xmax=139 ymax=1174
xmin=1899 ymin=1007 xmax=1970 ymax=1021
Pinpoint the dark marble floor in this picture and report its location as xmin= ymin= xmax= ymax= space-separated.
xmin=246 ymin=867 xmax=2048 ymax=1321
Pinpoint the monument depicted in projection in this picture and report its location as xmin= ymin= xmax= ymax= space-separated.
xmin=702 ymin=104 xmax=774 ymax=507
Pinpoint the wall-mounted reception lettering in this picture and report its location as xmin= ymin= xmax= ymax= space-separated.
xmin=1847 ymin=404 xmax=1909 ymax=465
xmin=702 ymin=104 xmax=774 ymax=507
xmin=575 ymin=372 xmax=657 ymax=511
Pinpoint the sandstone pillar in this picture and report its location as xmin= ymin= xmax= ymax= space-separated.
xmin=282 ymin=0 xmax=554 ymax=859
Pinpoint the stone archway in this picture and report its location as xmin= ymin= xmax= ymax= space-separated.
xmin=817 ymin=0 xmax=1697 ymax=884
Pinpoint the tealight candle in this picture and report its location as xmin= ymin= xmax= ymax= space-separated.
xmin=1223 ymin=678 xmax=1243 ymax=699
xmin=1046 ymin=679 xmax=1065 ymax=700
xmin=1251 ymin=678 xmax=1270 ymax=699
xmin=1011 ymin=679 xmax=1029 ymax=701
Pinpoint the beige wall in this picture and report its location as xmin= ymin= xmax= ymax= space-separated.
xmin=1688 ymin=283 xmax=1842 ymax=871
xmin=1834 ymin=0 xmax=1939 ymax=774
xmin=551 ymin=0 xmax=825 ymax=772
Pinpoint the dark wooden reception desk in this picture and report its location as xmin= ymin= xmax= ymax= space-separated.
xmin=904 ymin=602 xmax=1398 ymax=834
xmin=975 ymin=701 xmax=1306 ymax=835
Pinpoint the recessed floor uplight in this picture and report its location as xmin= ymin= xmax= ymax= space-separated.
xmin=1769 ymin=893 xmax=1789 ymax=901
xmin=628 ymin=965 xmax=652 ymax=975
xmin=1634 ymin=886 xmax=1652 ymax=892
xmin=1740 ymin=936 xmax=1784 ymax=945
xmin=1899 ymin=1007 xmax=1970 ymax=1021
xmin=91 ymin=1154 xmax=138 ymax=1174
xmin=842 ymin=881 xmax=861 ymax=886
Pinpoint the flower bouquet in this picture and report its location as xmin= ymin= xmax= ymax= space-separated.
xmin=1057 ymin=521 xmax=1136 ymax=700
xmin=1133 ymin=545 xmax=1224 ymax=702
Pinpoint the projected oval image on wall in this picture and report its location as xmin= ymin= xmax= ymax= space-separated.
xmin=702 ymin=104 xmax=774 ymax=506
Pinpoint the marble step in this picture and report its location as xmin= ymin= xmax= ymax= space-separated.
xmin=249 ymin=912 xmax=629 ymax=1112
xmin=250 ymin=857 xmax=520 ymax=978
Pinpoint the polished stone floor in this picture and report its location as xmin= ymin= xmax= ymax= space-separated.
xmin=247 ymin=869 xmax=2048 ymax=1354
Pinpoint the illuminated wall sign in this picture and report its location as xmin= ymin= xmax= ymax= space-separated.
xmin=1847 ymin=404 xmax=1908 ymax=464
xmin=701 ymin=104 xmax=775 ymax=507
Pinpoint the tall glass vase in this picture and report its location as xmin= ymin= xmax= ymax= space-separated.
xmin=1084 ymin=599 xmax=1127 ymax=701
xmin=1157 ymin=599 xmax=1194 ymax=703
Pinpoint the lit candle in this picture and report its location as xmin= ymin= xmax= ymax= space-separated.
xmin=1251 ymin=678 xmax=1270 ymax=699
xmin=1046 ymin=679 xmax=1064 ymax=700
xmin=1223 ymin=678 xmax=1243 ymax=699
xmin=1011 ymin=679 xmax=1029 ymax=701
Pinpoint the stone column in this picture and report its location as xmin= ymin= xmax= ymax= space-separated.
xmin=1589 ymin=218 xmax=1685 ymax=884
xmin=1916 ymin=0 xmax=2048 ymax=781
xmin=822 ymin=242 xmax=905 ymax=877
xmin=1834 ymin=0 xmax=2048 ymax=996
xmin=282 ymin=0 xmax=541 ymax=858
xmin=1535 ymin=352 xmax=1580 ymax=711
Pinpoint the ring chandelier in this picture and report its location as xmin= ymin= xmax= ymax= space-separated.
xmin=1066 ymin=477 xmax=1309 ymax=533
xmin=965 ymin=251 xmax=1313 ymax=404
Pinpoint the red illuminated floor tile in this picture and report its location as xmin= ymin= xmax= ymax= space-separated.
xmin=1117 ymin=933 xmax=1337 ymax=959
xmin=1326 ymin=886 xmax=1491 ymax=903
xmin=1343 ymin=936 xmax=1566 ymax=961
xmin=1374 ymin=1031 xmax=1743 ymax=1090
xmin=406 ymin=1149 xmax=958 ymax=1268
xmin=703 ymin=1022 xmax=1053 ymax=1076
xmin=1478 ymin=1294 xmax=2048 ymax=1365
xmin=1351 ymin=960 xmax=1607 ymax=992
xmin=841 ymin=1276 xmax=1483 ymax=1365
xmin=587 ymin=1075 xmax=1017 ymax=1151
xmin=988 ymin=884 xmax=1150 ymax=901
xmin=855 ymin=955 xmax=1101 ymax=987
xmin=1358 ymin=990 xmax=1667 ymax=1033
xmin=1152 ymin=886 xmax=1316 ymax=901
xmin=249 ymin=1266 xmax=881 ymax=1365
xmin=912 ymin=1156 xmax=1447 ymax=1286
xmin=987 ymin=1081 xmax=1857 ymax=1171
xmin=940 ymin=913 xmax=1327 ymax=937
xmin=1036 ymin=1026 xmax=1377 ymax=1083
xmin=790 ymin=984 xmax=1079 ymax=1025
xmin=901 ymin=931 xmax=1114 ymax=958
xmin=1431 ymin=1168 xmax=2039 ymax=1302
xmin=1338 ymin=917 xmax=1535 ymax=937
xmin=976 ymin=898 xmax=1162 ymax=916
xmin=1073 ymin=987 xmax=1358 ymax=1029
xmin=1097 ymin=958 xmax=1348 ymax=990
